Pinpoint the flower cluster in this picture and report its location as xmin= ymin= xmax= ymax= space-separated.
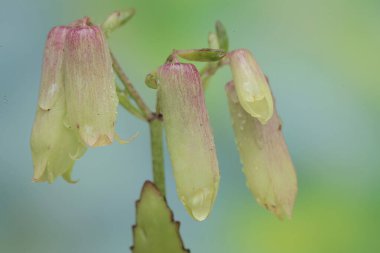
xmin=156 ymin=49 xmax=297 ymax=220
xmin=30 ymin=16 xmax=297 ymax=221
xmin=30 ymin=17 xmax=118 ymax=183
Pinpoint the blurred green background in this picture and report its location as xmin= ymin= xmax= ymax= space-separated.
xmin=1 ymin=0 xmax=379 ymax=252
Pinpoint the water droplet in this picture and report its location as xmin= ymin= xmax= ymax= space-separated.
xmin=186 ymin=187 xmax=213 ymax=221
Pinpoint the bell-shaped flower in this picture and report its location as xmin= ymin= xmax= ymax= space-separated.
xmin=225 ymin=81 xmax=297 ymax=219
xmin=31 ymin=25 xmax=87 ymax=183
xmin=157 ymin=63 xmax=220 ymax=221
xmin=63 ymin=18 xmax=118 ymax=147
xmin=228 ymin=49 xmax=273 ymax=124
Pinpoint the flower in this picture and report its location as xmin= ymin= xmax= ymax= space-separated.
xmin=30 ymin=18 xmax=118 ymax=183
xmin=64 ymin=18 xmax=118 ymax=147
xmin=31 ymin=26 xmax=86 ymax=183
xmin=225 ymin=81 xmax=297 ymax=219
xmin=228 ymin=49 xmax=273 ymax=124
xmin=157 ymin=63 xmax=220 ymax=221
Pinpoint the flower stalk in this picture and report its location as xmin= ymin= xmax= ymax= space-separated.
xmin=149 ymin=118 xmax=165 ymax=195
xmin=110 ymin=51 xmax=153 ymax=120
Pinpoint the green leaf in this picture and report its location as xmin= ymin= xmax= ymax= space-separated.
xmin=145 ymin=71 xmax=158 ymax=89
xmin=176 ymin=48 xmax=225 ymax=62
xmin=101 ymin=8 xmax=136 ymax=36
xmin=131 ymin=181 xmax=190 ymax=253
xmin=215 ymin=21 xmax=229 ymax=52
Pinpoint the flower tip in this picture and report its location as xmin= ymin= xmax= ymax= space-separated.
xmin=82 ymin=133 xmax=114 ymax=147
xmin=62 ymin=168 xmax=79 ymax=184
xmin=69 ymin=16 xmax=91 ymax=27
xmin=228 ymin=48 xmax=274 ymax=124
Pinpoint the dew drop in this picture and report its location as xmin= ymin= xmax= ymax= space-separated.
xmin=186 ymin=188 xmax=213 ymax=221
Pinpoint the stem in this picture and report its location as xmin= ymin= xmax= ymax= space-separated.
xmin=110 ymin=50 xmax=165 ymax=194
xmin=149 ymin=118 xmax=165 ymax=195
xmin=117 ymin=90 xmax=146 ymax=121
xmin=200 ymin=56 xmax=228 ymax=88
xmin=111 ymin=51 xmax=153 ymax=120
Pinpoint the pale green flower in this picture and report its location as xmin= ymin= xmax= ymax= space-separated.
xmin=229 ymin=49 xmax=274 ymax=124
xmin=64 ymin=18 xmax=118 ymax=147
xmin=226 ymin=81 xmax=297 ymax=219
xmin=157 ymin=63 xmax=220 ymax=221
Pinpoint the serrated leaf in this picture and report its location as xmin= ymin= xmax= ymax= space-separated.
xmin=131 ymin=181 xmax=190 ymax=253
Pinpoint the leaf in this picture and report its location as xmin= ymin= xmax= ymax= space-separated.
xmin=215 ymin=21 xmax=229 ymax=52
xmin=176 ymin=48 xmax=225 ymax=62
xmin=131 ymin=181 xmax=190 ymax=253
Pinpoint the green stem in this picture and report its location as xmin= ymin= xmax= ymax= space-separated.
xmin=200 ymin=57 xmax=228 ymax=89
xmin=149 ymin=118 xmax=165 ymax=196
xmin=117 ymin=89 xmax=145 ymax=121
xmin=111 ymin=51 xmax=153 ymax=120
xmin=111 ymin=50 xmax=165 ymax=195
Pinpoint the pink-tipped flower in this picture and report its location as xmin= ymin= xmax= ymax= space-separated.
xmin=228 ymin=49 xmax=274 ymax=124
xmin=31 ymin=25 xmax=87 ymax=183
xmin=226 ymin=81 xmax=297 ymax=219
xmin=157 ymin=63 xmax=220 ymax=221
xmin=64 ymin=18 xmax=118 ymax=147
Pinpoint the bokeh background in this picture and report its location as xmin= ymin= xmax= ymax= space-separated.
xmin=1 ymin=0 xmax=379 ymax=252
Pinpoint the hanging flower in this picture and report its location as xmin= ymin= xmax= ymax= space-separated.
xmin=31 ymin=17 xmax=118 ymax=183
xmin=30 ymin=26 xmax=86 ymax=183
xmin=63 ymin=17 xmax=118 ymax=147
xmin=225 ymin=81 xmax=297 ymax=219
xmin=157 ymin=63 xmax=220 ymax=221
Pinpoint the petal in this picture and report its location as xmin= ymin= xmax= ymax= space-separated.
xmin=38 ymin=26 xmax=69 ymax=110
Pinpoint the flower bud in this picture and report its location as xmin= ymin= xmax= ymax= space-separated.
xmin=37 ymin=26 xmax=69 ymax=110
xmin=64 ymin=19 xmax=118 ymax=147
xmin=226 ymin=81 xmax=297 ymax=219
xmin=31 ymin=95 xmax=87 ymax=183
xmin=101 ymin=8 xmax=136 ymax=36
xmin=228 ymin=49 xmax=274 ymax=124
xmin=157 ymin=63 xmax=220 ymax=221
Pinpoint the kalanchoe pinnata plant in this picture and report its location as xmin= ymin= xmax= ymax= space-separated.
xmin=30 ymin=9 xmax=298 ymax=252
